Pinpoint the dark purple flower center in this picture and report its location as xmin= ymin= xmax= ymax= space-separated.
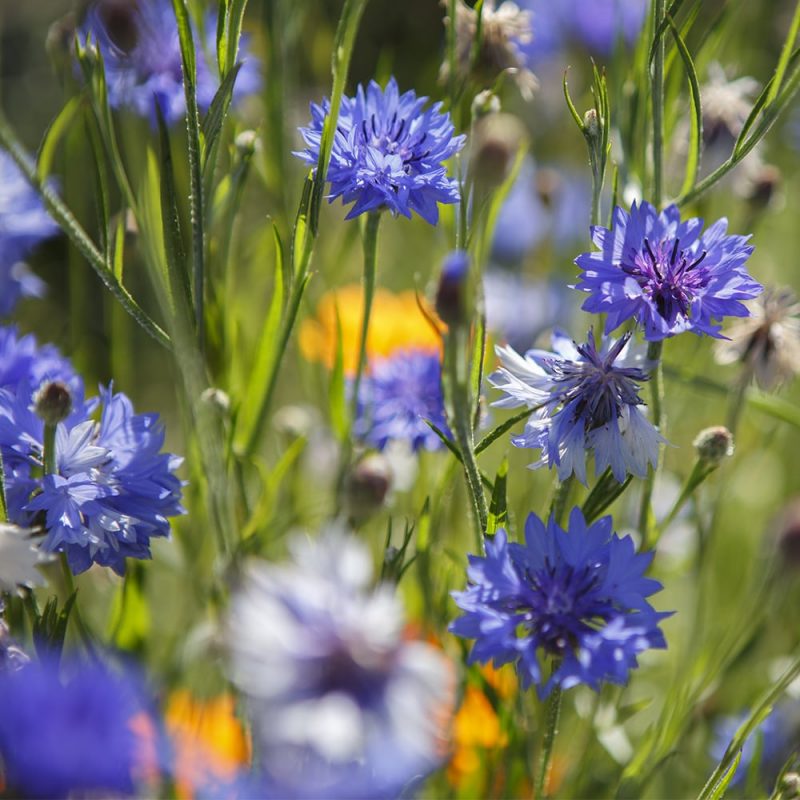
xmin=357 ymin=111 xmax=431 ymax=167
xmin=518 ymin=561 xmax=611 ymax=655
xmin=316 ymin=646 xmax=390 ymax=709
xmin=622 ymin=237 xmax=711 ymax=324
xmin=547 ymin=334 xmax=648 ymax=429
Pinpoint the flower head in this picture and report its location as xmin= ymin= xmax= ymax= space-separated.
xmin=356 ymin=349 xmax=450 ymax=453
xmin=714 ymin=286 xmax=800 ymax=389
xmin=0 ymin=151 xmax=57 ymax=315
xmin=450 ymin=508 xmax=670 ymax=698
xmin=226 ymin=527 xmax=454 ymax=799
xmin=575 ymin=202 xmax=761 ymax=340
xmin=295 ymin=77 xmax=465 ymax=223
xmin=0 ymin=326 xmax=77 ymax=391
xmin=441 ymin=0 xmax=537 ymax=99
xmin=0 ymin=658 xmax=147 ymax=798
xmin=80 ymin=0 xmax=261 ymax=127
xmin=710 ymin=700 xmax=800 ymax=791
xmin=490 ymin=330 xmax=664 ymax=484
xmin=0 ymin=382 xmax=185 ymax=575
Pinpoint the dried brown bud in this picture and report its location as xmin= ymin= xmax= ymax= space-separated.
xmin=34 ymin=381 xmax=73 ymax=426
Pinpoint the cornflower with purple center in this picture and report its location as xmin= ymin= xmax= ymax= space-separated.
xmin=575 ymin=202 xmax=761 ymax=340
xmin=0 ymin=150 xmax=58 ymax=316
xmin=80 ymin=0 xmax=261 ymax=127
xmin=295 ymin=77 xmax=465 ymax=223
xmin=450 ymin=508 xmax=670 ymax=698
xmin=356 ymin=349 xmax=451 ymax=452
xmin=0 ymin=382 xmax=184 ymax=575
xmin=490 ymin=330 xmax=664 ymax=484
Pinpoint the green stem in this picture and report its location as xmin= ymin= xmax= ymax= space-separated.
xmin=726 ymin=370 xmax=751 ymax=435
xmin=652 ymin=0 xmax=666 ymax=206
xmin=0 ymin=115 xmax=169 ymax=349
xmin=537 ymin=679 xmax=563 ymax=800
xmin=548 ymin=475 xmax=574 ymax=526
xmin=639 ymin=340 xmax=664 ymax=548
xmin=349 ymin=212 xmax=381 ymax=422
xmin=446 ymin=328 xmax=488 ymax=546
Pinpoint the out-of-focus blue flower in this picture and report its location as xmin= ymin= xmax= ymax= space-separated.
xmin=491 ymin=158 xmax=591 ymax=264
xmin=0 ymin=658 xmax=146 ymax=798
xmin=356 ymin=349 xmax=450 ymax=452
xmin=483 ymin=271 xmax=575 ymax=352
xmin=81 ymin=0 xmax=261 ymax=127
xmin=517 ymin=0 xmax=647 ymax=63
xmin=710 ymin=701 xmax=800 ymax=790
xmin=0 ymin=326 xmax=77 ymax=392
xmin=450 ymin=507 xmax=670 ymax=698
xmin=490 ymin=330 xmax=664 ymax=484
xmin=295 ymin=77 xmax=465 ymax=223
xmin=0 ymin=151 xmax=57 ymax=316
xmin=568 ymin=0 xmax=648 ymax=54
xmin=0 ymin=382 xmax=184 ymax=575
xmin=227 ymin=527 xmax=454 ymax=799
xmin=575 ymin=202 xmax=761 ymax=340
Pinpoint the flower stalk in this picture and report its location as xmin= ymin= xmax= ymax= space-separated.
xmin=537 ymin=675 xmax=563 ymax=800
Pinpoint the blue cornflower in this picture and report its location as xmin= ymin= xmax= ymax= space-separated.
xmin=0 ymin=151 xmax=58 ymax=316
xmin=0 ymin=326 xmax=78 ymax=392
xmin=490 ymin=330 xmax=664 ymax=484
xmin=450 ymin=508 xmax=670 ymax=698
xmin=295 ymin=77 xmax=465 ymax=223
xmin=710 ymin=701 xmax=800 ymax=790
xmin=0 ymin=658 xmax=147 ymax=798
xmin=517 ymin=0 xmax=646 ymax=63
xmin=0 ymin=382 xmax=185 ymax=575
xmin=575 ymin=202 xmax=762 ymax=340
xmin=227 ymin=527 xmax=454 ymax=799
xmin=81 ymin=0 xmax=261 ymax=127
xmin=356 ymin=349 xmax=451 ymax=452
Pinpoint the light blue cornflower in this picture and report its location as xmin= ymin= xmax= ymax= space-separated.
xmin=490 ymin=329 xmax=664 ymax=484
xmin=0 ymin=381 xmax=185 ymax=575
xmin=295 ymin=77 xmax=465 ymax=224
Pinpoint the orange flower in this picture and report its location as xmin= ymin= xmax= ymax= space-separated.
xmin=165 ymin=690 xmax=251 ymax=800
xmin=447 ymin=684 xmax=508 ymax=786
xmin=299 ymin=285 xmax=442 ymax=373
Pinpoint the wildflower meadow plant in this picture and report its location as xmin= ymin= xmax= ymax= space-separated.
xmin=575 ymin=202 xmax=761 ymax=340
xmin=80 ymin=0 xmax=261 ymax=126
xmin=295 ymin=77 xmax=465 ymax=223
xmin=2 ymin=0 xmax=800 ymax=797
xmin=490 ymin=330 xmax=664 ymax=483
xmin=450 ymin=508 xmax=670 ymax=697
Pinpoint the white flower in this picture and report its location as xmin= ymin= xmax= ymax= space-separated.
xmin=226 ymin=526 xmax=454 ymax=797
xmin=0 ymin=524 xmax=48 ymax=592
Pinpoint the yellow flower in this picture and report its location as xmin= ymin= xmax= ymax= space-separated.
xmin=299 ymin=284 xmax=442 ymax=374
xmin=165 ymin=690 xmax=250 ymax=800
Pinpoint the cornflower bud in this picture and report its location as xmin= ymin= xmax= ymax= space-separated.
xmin=435 ymin=250 xmax=471 ymax=327
xmin=345 ymin=453 xmax=393 ymax=523
xmin=33 ymin=381 xmax=72 ymax=426
xmin=693 ymin=426 xmax=734 ymax=466
xmin=470 ymin=113 xmax=527 ymax=190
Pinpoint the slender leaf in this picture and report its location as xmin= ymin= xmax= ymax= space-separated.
xmin=476 ymin=406 xmax=538 ymax=455
xmin=487 ymin=458 xmax=509 ymax=535
xmin=36 ymin=95 xmax=81 ymax=181
xmin=666 ymin=15 xmax=702 ymax=197
xmin=201 ymin=61 xmax=243 ymax=171
xmin=172 ymin=0 xmax=205 ymax=345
